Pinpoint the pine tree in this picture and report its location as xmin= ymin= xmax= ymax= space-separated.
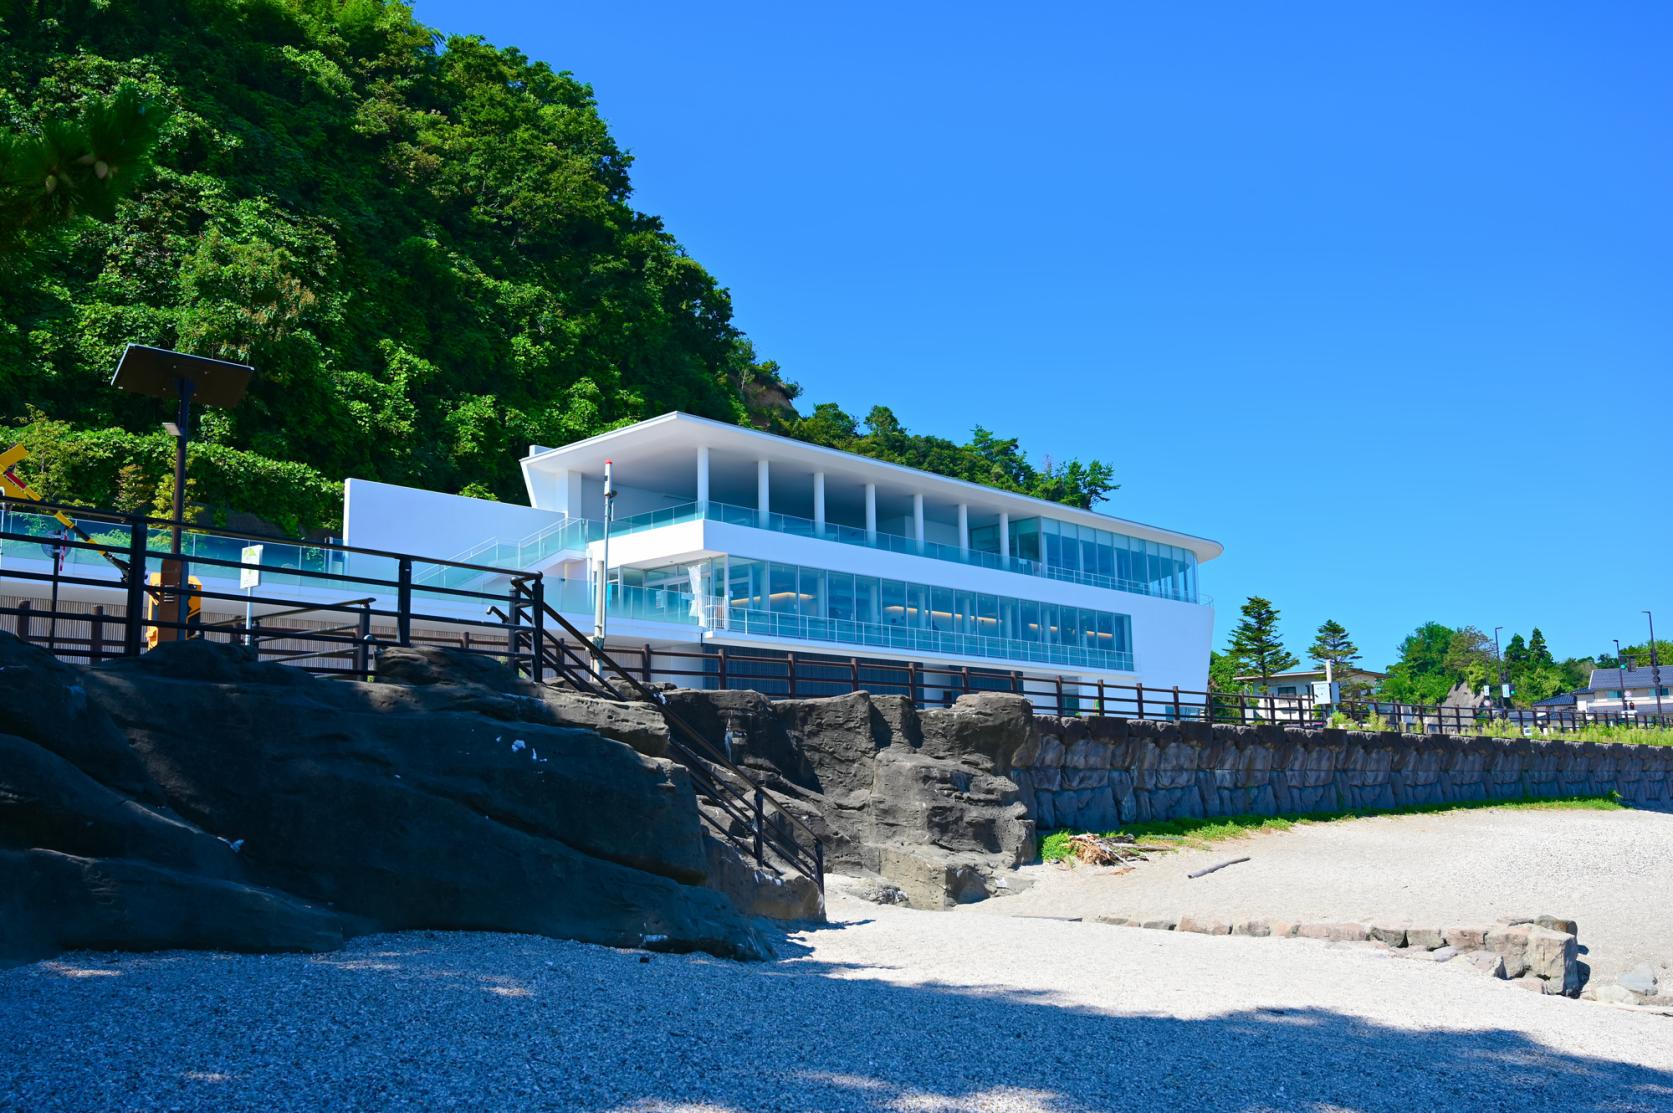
xmin=1527 ymin=628 xmax=1554 ymax=667
xmin=1307 ymin=619 xmax=1361 ymax=674
xmin=1229 ymin=596 xmax=1299 ymax=683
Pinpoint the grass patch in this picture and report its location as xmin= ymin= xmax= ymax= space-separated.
xmin=1039 ymin=793 xmax=1625 ymax=861
xmin=1325 ymin=710 xmax=1673 ymax=746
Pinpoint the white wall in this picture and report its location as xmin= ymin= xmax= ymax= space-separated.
xmin=342 ymin=479 xmax=564 ymax=561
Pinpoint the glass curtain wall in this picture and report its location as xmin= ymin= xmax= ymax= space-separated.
xmin=717 ymin=556 xmax=1133 ymax=670
xmin=1017 ymin=518 xmax=1197 ymax=601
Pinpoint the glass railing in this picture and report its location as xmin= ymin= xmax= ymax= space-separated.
xmin=607 ymin=500 xmax=1200 ymax=603
xmin=717 ymin=606 xmax=1136 ymax=673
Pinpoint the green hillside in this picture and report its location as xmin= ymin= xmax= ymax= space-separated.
xmin=0 ymin=0 xmax=1112 ymax=534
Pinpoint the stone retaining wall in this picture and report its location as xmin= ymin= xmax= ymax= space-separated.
xmin=1013 ymin=718 xmax=1673 ymax=831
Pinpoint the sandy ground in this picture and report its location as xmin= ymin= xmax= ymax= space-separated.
xmin=6 ymin=886 xmax=1673 ymax=1112
xmin=970 ymin=806 xmax=1673 ymax=988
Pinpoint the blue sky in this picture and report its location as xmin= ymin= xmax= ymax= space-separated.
xmin=417 ymin=1 xmax=1671 ymax=668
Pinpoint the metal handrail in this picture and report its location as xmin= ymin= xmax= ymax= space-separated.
xmin=530 ymin=595 xmax=825 ymax=890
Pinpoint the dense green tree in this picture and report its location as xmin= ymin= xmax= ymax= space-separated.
xmin=0 ymin=0 xmax=1115 ymax=531
xmin=1380 ymin=621 xmax=1457 ymax=704
xmin=1503 ymin=632 xmax=1528 ymax=668
xmin=1227 ymin=596 xmax=1298 ymax=683
xmin=1527 ymin=627 xmax=1554 ymax=667
xmin=1207 ymin=649 xmax=1247 ymax=695
xmin=792 ymin=405 xmax=1117 ymax=509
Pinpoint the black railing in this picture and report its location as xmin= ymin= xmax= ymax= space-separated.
xmin=0 ymin=494 xmax=542 ymax=676
xmin=525 ymin=594 xmax=825 ymax=894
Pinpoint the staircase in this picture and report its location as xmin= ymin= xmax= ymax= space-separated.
xmin=526 ymin=595 xmax=825 ymax=895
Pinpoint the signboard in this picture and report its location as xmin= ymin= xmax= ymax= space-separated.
xmin=239 ymin=544 xmax=264 ymax=590
xmin=0 ymin=444 xmax=76 ymax=530
xmin=1311 ymin=680 xmax=1341 ymax=705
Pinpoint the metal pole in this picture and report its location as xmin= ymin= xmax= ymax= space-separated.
xmin=171 ymin=378 xmax=193 ymax=556
xmin=1492 ymin=626 xmax=1504 ymax=711
xmin=593 ymin=458 xmax=614 ymax=678
xmin=1647 ymin=611 xmax=1664 ymax=721
xmin=1614 ymin=638 xmax=1630 ymax=721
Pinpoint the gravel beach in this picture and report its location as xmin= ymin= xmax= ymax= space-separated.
xmin=6 ymin=882 xmax=1673 ymax=1112
xmin=972 ymin=806 xmax=1673 ymax=986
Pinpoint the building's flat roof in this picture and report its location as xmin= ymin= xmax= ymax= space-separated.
xmin=523 ymin=411 xmax=1225 ymax=561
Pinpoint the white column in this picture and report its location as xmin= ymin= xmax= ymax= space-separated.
xmin=999 ymin=511 xmax=1010 ymax=565
xmin=865 ymin=483 xmax=877 ymax=542
xmin=813 ymin=471 xmax=826 ymax=536
xmin=695 ymin=445 xmax=710 ymax=510
xmin=912 ymin=493 xmax=925 ymax=552
xmin=957 ymin=503 xmax=969 ymax=554
xmin=757 ymin=459 xmax=770 ymax=527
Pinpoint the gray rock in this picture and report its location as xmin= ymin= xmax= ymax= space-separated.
xmin=1139 ymin=916 xmax=1178 ymax=931
xmin=1368 ymin=923 xmax=1409 ymax=947
xmin=1592 ymin=984 xmax=1642 ymax=1005
xmin=1296 ymin=922 xmax=1369 ymax=943
xmin=1466 ymin=951 xmax=1509 ymax=979
xmin=1176 ymin=913 xmax=1231 ymax=935
xmin=1525 ymin=926 xmax=1579 ymax=996
xmin=1484 ymin=924 xmax=1532 ymax=979
xmin=1405 ymin=927 xmax=1447 ymax=950
xmin=1232 ymin=919 xmax=1272 ymax=937
xmin=1443 ymin=925 xmax=1489 ymax=951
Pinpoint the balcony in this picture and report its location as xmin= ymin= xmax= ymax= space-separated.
xmin=609 ymin=499 xmax=1201 ymax=603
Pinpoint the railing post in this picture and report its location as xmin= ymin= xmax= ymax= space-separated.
xmin=1136 ymin=682 xmax=1146 ymax=721
xmin=90 ymin=605 xmax=105 ymax=664
xmin=1097 ymin=678 xmax=1106 ymax=716
xmin=907 ymin=661 xmax=920 ymax=707
xmin=395 ymin=557 xmax=413 ymax=646
xmin=354 ymin=605 xmax=372 ymax=681
xmin=786 ymin=652 xmax=798 ymax=698
xmin=752 ymin=788 xmax=765 ymax=866
xmin=531 ymin=577 xmax=546 ymax=684
xmin=16 ymin=599 xmax=30 ymax=645
xmin=850 ymin=656 xmax=861 ymax=695
xmin=642 ymin=642 xmax=652 ymax=684
xmin=1054 ymin=674 xmax=1064 ymax=716
xmin=962 ymin=665 xmax=971 ymax=696
xmin=1173 ymin=685 xmax=1182 ymax=721
xmin=123 ymin=518 xmax=145 ymax=656
xmin=717 ymin=645 xmax=729 ymax=691
xmin=1010 ymin=670 xmax=1021 ymax=694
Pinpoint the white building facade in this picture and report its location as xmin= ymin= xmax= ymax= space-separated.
xmin=345 ymin=412 xmax=1222 ymax=698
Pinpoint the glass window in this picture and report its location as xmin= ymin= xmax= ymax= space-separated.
xmin=827 ymin=572 xmax=855 ymax=621
xmin=882 ymin=580 xmax=908 ymax=626
xmin=799 ymin=567 xmax=825 ymax=617
xmin=1021 ymin=601 xmax=1041 ymax=642
xmin=769 ymin=563 xmax=798 ymax=614
xmin=930 ymin=587 xmax=956 ymax=632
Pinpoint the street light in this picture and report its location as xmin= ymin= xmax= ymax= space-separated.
xmin=111 ymin=345 xmax=253 ymax=643
xmin=1647 ymin=611 xmax=1664 ymax=722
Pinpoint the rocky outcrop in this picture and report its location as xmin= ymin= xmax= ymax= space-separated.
xmin=1 ymin=634 xmax=778 ymax=966
xmin=662 ymin=688 xmax=1036 ymax=908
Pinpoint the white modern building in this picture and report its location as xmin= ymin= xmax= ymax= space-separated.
xmin=1 ymin=412 xmax=1223 ymax=706
xmin=344 ymin=412 xmax=1222 ymax=698
xmin=1573 ymin=667 xmax=1670 ymax=719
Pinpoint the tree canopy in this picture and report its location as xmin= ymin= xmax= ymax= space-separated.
xmin=1226 ymin=596 xmax=1298 ymax=682
xmin=0 ymin=0 xmax=1116 ymax=533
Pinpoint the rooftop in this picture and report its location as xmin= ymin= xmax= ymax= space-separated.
xmin=522 ymin=411 xmax=1224 ymax=562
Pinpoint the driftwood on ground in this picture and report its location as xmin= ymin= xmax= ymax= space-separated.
xmin=1064 ymin=833 xmax=1176 ymax=866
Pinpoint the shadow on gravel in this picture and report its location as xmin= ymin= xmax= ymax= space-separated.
xmin=4 ymin=936 xmax=1672 ymax=1112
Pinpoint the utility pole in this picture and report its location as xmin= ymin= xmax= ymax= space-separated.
xmin=1647 ymin=611 xmax=1664 ymax=722
xmin=1492 ymin=626 xmax=1505 ymax=711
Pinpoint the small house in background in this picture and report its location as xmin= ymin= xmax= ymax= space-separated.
xmin=1574 ymin=666 xmax=1670 ymax=718
xmin=1236 ymin=665 xmax=1387 ymax=704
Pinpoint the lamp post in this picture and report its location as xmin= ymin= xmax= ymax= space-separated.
xmin=1646 ymin=611 xmax=1664 ymax=722
xmin=110 ymin=346 xmax=252 ymax=644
